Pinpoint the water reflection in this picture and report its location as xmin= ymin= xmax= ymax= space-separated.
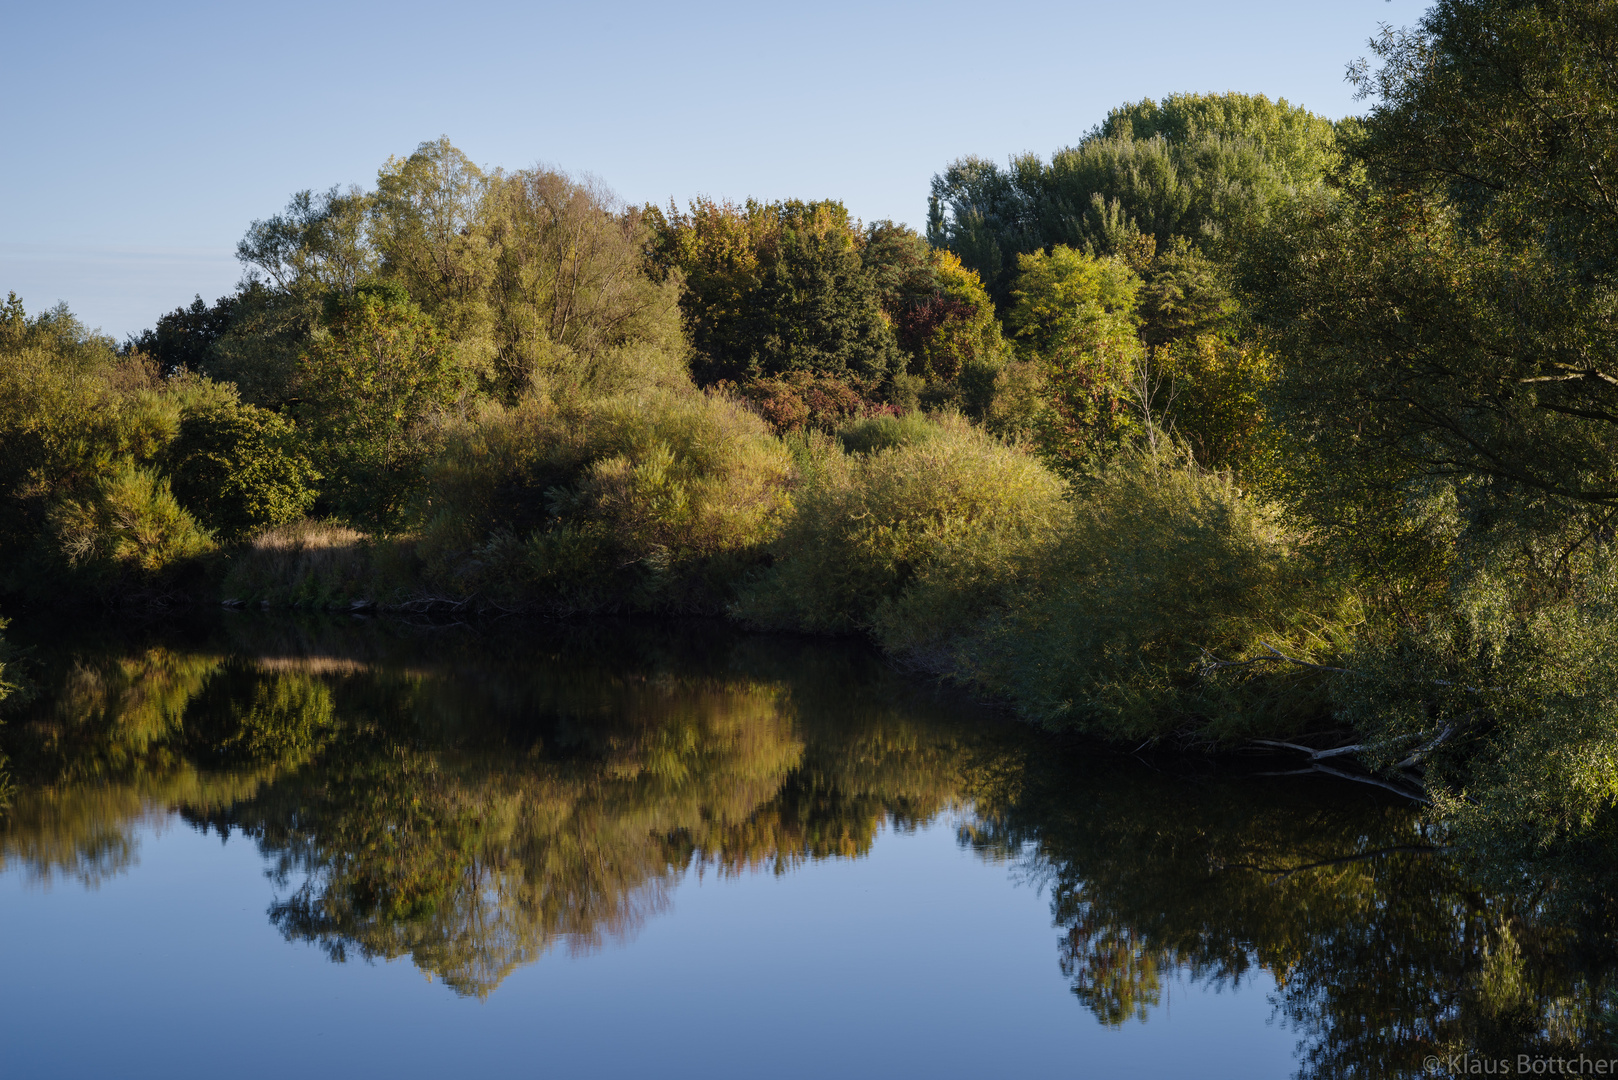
xmin=1 ymin=614 xmax=1616 ymax=1075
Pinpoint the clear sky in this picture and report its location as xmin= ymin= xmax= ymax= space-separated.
xmin=2 ymin=0 xmax=1429 ymax=340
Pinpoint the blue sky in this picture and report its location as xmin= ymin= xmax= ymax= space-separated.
xmin=2 ymin=0 xmax=1428 ymax=340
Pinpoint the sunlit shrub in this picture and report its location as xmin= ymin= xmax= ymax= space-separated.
xmin=835 ymin=412 xmax=939 ymax=456
xmin=47 ymin=463 xmax=217 ymax=583
xmin=418 ymin=388 xmax=793 ymax=611
xmin=962 ymin=454 xmax=1360 ymax=742
xmin=736 ymin=414 xmax=1066 ymax=650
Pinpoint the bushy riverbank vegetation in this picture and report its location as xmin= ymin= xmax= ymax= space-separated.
xmin=9 ymin=0 xmax=1618 ymax=861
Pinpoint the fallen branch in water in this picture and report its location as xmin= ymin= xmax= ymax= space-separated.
xmin=1250 ymin=738 xmax=1376 ymax=761
xmin=1394 ymin=721 xmax=1463 ymax=770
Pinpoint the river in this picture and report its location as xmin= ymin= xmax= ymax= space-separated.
xmin=0 ymin=614 xmax=1611 ymax=1078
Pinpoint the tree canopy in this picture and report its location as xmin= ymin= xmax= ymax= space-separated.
xmin=928 ymin=92 xmax=1342 ymax=302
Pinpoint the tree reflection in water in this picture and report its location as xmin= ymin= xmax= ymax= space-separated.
xmin=1 ymin=613 xmax=1615 ymax=1074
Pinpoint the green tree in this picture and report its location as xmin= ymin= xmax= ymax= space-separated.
xmin=1005 ymin=246 xmax=1143 ymax=475
xmin=370 ymin=137 xmax=499 ymax=382
xmin=929 ymin=92 xmax=1341 ymax=301
xmin=163 ymin=399 xmax=319 ymax=541
xmin=295 ymin=283 xmax=468 ymax=528
xmin=237 ymin=185 xmax=377 ymax=298
xmin=484 ymin=167 xmax=687 ymax=397
xmin=216 ymin=140 xmax=689 ymax=405
xmin=125 ymin=293 xmax=241 ymax=376
xmin=1245 ymin=0 xmax=1618 ymax=568
xmin=1241 ymin=0 xmax=1618 ymax=851
xmin=1098 ymin=91 xmax=1341 ymax=190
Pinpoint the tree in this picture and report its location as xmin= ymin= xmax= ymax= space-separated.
xmin=1248 ymin=0 xmax=1618 ymax=543
xmin=928 ymin=92 xmax=1341 ymax=302
xmin=163 ymin=399 xmax=319 ymax=541
xmin=1006 ymin=246 xmax=1143 ymax=475
xmin=1241 ymin=0 xmax=1618 ymax=851
xmin=484 ymin=167 xmax=686 ymax=397
xmin=212 ymin=140 xmax=689 ymax=405
xmin=371 ymin=137 xmax=499 ymax=382
xmin=861 ymin=219 xmax=939 ymax=317
xmin=647 ymin=198 xmax=899 ymax=386
xmin=237 ymin=185 xmax=377 ymax=298
xmin=1098 ymin=91 xmax=1341 ymax=190
xmin=295 ymin=283 xmax=467 ymax=527
xmin=898 ymin=250 xmax=1003 ymax=383
xmin=125 ymin=293 xmax=240 ymax=376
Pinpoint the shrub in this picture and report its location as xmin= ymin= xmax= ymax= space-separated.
xmin=729 ymin=370 xmax=882 ymax=434
xmin=1329 ymin=545 xmax=1618 ymax=858
xmin=417 ymin=388 xmax=794 ymax=611
xmin=962 ymin=454 xmax=1360 ymax=742
xmin=835 ymin=413 xmax=939 ymax=456
xmin=736 ymin=414 xmax=1067 ymax=652
xmin=47 ymin=463 xmax=217 ymax=584
xmin=0 ymin=297 xmax=248 ymax=591
xmin=164 ymin=400 xmax=319 ymax=542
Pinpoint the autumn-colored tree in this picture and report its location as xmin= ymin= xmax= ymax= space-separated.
xmin=646 ymin=198 xmax=899 ymax=386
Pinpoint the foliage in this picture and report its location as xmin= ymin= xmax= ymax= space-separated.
xmin=416 ymin=388 xmax=793 ymax=611
xmin=929 ymin=92 xmax=1340 ymax=301
xmin=163 ymin=399 xmax=319 ymax=541
xmin=896 ymin=249 xmax=1007 ymax=419
xmin=1239 ymin=0 xmax=1618 ymax=840
xmin=197 ymin=281 xmax=314 ymax=407
xmin=728 ymin=369 xmax=884 ymax=434
xmin=0 ymin=295 xmax=237 ymax=591
xmin=294 ymin=283 xmax=469 ymax=529
xmin=1332 ymin=542 xmax=1618 ymax=857
xmin=961 ymin=454 xmax=1360 ymax=742
xmin=735 ymin=414 xmax=1067 ymax=653
xmin=47 ymin=463 xmax=216 ymax=583
xmin=485 ymin=166 xmax=689 ymax=397
xmin=993 ymin=244 xmax=1267 ymax=476
xmin=834 ymin=412 xmax=941 ymax=456
xmin=225 ymin=140 xmax=689 ymax=405
xmin=238 ymin=184 xmax=378 ymax=298
xmin=1098 ymin=91 xmax=1342 ymax=190
xmin=645 ymin=198 xmax=900 ymax=387
xmin=1004 ymin=246 xmax=1143 ymax=476
xmin=125 ymin=292 xmax=243 ymax=376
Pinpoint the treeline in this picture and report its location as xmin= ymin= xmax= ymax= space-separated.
xmin=7 ymin=0 xmax=1618 ymax=856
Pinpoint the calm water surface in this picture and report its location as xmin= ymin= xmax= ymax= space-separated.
xmin=0 ymin=615 xmax=1612 ymax=1079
